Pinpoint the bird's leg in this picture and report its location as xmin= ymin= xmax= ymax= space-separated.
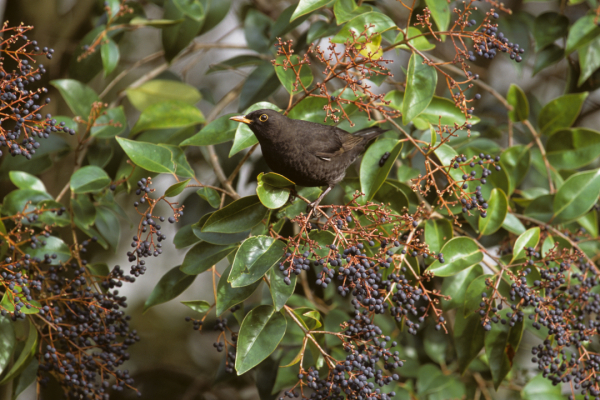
xmin=306 ymin=186 xmax=333 ymax=215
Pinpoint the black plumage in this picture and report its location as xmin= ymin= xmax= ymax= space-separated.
xmin=230 ymin=109 xmax=384 ymax=210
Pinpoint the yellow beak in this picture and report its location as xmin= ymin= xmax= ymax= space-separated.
xmin=229 ymin=115 xmax=252 ymax=124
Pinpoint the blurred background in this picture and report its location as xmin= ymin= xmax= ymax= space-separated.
xmin=1 ymin=0 xmax=599 ymax=399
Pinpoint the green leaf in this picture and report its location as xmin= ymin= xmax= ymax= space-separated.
xmin=192 ymin=213 xmax=251 ymax=245
xmin=578 ymin=35 xmax=600 ymax=86
xmin=553 ymin=168 xmax=600 ymax=223
xmin=173 ymin=0 xmax=205 ymax=20
xmin=260 ymin=172 xmax=295 ymax=187
xmin=269 ymin=266 xmax=296 ymax=311
xmin=197 ymin=187 xmax=221 ymax=209
xmin=512 ymin=227 xmax=540 ymax=263
xmin=101 ymin=38 xmax=120 ymax=76
xmin=425 ymin=0 xmax=450 ymax=31
xmin=0 ymin=316 xmax=15 ymax=376
xmin=454 ymin=307 xmax=485 ymax=374
xmin=127 ymin=79 xmax=201 ymax=111
xmin=521 ymin=374 xmax=563 ymax=400
xmin=333 ymin=0 xmax=372 ymax=25
xmin=91 ymin=106 xmax=127 ymax=138
xmin=208 ymin=55 xmax=264 ymax=74
xmin=1 ymin=189 xmax=51 ymax=216
xmin=179 ymin=242 xmax=236 ymax=275
xmin=274 ymin=55 xmax=313 ymax=95
xmin=539 ymin=92 xmax=588 ymax=136
xmin=181 ymin=300 xmax=211 ymax=314
xmin=271 ymin=3 xmax=312 ymax=40
xmin=50 ymin=79 xmax=100 ymax=118
xmin=546 ymin=128 xmax=600 ymax=170
xmin=12 ymin=358 xmax=38 ymax=400
xmin=499 ymin=145 xmax=531 ymax=195
xmin=244 ymin=10 xmax=273 ymax=53
xmin=479 ymin=188 xmax=508 ymax=236
xmin=25 ymin=235 xmax=71 ymax=265
xmin=566 ymin=14 xmax=600 ymax=54
xmin=402 ymin=54 xmax=437 ymax=124
xmin=181 ymin=113 xmax=237 ymax=146
xmin=506 ymin=84 xmax=529 ymax=122
xmin=532 ymin=44 xmax=564 ymax=76
xmin=132 ymin=100 xmax=205 ymax=134
xmin=143 ymin=266 xmax=196 ymax=312
xmin=129 ymin=17 xmax=183 ymax=27
xmin=426 ymin=237 xmax=483 ymax=277
xmin=441 ymin=264 xmax=483 ymax=310
xmin=72 ymin=195 xmax=96 ymax=228
xmin=230 ymin=102 xmax=281 ymax=156
xmin=94 ymin=206 xmax=120 ymax=250
xmin=291 ymin=0 xmax=331 ymax=21
xmin=331 ymin=12 xmax=396 ymax=43
xmin=424 ymin=219 xmax=453 ymax=254
xmin=174 ymin=224 xmax=202 ymax=249
xmin=394 ymin=27 xmax=436 ymax=51
xmin=373 ymin=181 xmax=409 ymax=214
xmin=524 ymin=194 xmax=554 ymax=223
xmin=165 ymin=179 xmax=191 ymax=197
xmin=257 ymin=181 xmax=290 ymax=209
xmin=198 ymin=0 xmax=231 ymax=35
xmin=235 ymin=305 xmax=287 ymax=375
xmin=162 ymin=0 xmax=205 ymax=61
xmin=533 ymin=12 xmax=569 ymax=51
xmin=70 ymin=166 xmax=111 ymax=194
xmin=386 ymin=93 xmax=480 ymax=126
xmin=578 ymin=210 xmax=598 ymax=238
xmin=9 ymin=171 xmax=46 ymax=192
xmin=0 ymin=321 xmax=37 ymax=385
xmin=307 ymin=20 xmax=341 ymax=43
xmin=116 ymin=137 xmax=175 ymax=173
xmin=201 ymin=195 xmax=268 ymax=233
xmin=216 ymin=265 xmax=261 ymax=316
xmin=359 ymin=138 xmax=403 ymax=202
xmin=485 ymin=309 xmax=524 ymax=389
xmin=230 ymin=236 xmax=285 ymax=287
xmin=502 ymin=213 xmax=526 ymax=235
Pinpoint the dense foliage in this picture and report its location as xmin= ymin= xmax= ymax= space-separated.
xmin=1 ymin=0 xmax=600 ymax=399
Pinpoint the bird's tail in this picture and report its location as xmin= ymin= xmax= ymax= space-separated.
xmin=352 ymin=126 xmax=386 ymax=141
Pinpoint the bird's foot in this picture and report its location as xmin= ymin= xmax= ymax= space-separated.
xmin=306 ymin=202 xmax=324 ymax=218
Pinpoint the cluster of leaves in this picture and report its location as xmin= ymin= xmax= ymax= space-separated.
xmin=1 ymin=0 xmax=600 ymax=399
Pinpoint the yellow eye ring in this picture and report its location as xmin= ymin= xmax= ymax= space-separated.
xmin=259 ymin=114 xmax=268 ymax=122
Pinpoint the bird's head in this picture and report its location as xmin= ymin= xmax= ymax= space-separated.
xmin=229 ymin=109 xmax=283 ymax=140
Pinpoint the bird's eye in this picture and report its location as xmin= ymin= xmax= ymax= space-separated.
xmin=259 ymin=114 xmax=268 ymax=122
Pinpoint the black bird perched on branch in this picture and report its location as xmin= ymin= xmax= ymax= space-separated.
xmin=230 ymin=109 xmax=385 ymax=211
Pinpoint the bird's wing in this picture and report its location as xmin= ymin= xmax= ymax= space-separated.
xmin=314 ymin=127 xmax=384 ymax=161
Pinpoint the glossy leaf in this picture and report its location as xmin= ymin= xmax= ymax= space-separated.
xmin=162 ymin=0 xmax=204 ymax=61
xmin=70 ymin=166 xmax=111 ymax=194
xmin=359 ymin=138 xmax=403 ymax=202
xmin=500 ymin=145 xmax=531 ymax=195
xmin=174 ymin=224 xmax=201 ymax=249
xmin=9 ymin=171 xmax=46 ymax=192
xmin=230 ymin=236 xmax=286 ymax=287
xmin=25 ymin=235 xmax=71 ymax=265
xmin=565 ymin=14 xmax=600 ymax=54
xmin=181 ymin=300 xmax=211 ymax=314
xmin=116 ymin=137 xmax=175 ymax=173
xmin=485 ymin=308 xmax=524 ymax=389
xmin=198 ymin=0 xmax=231 ymax=35
xmin=546 ymin=128 xmax=600 ymax=170
xmin=207 ymin=55 xmax=264 ymax=74
xmin=50 ymin=79 xmax=99 ymax=118
xmin=0 ymin=316 xmax=15 ymax=376
xmin=126 ymin=79 xmax=201 ymax=111
xmin=181 ymin=113 xmax=237 ymax=146
xmin=197 ymin=187 xmax=221 ymax=208
xmin=173 ymin=0 xmax=205 ymax=21
xmin=395 ymin=27 xmax=436 ymax=51
xmin=269 ymin=266 xmax=296 ymax=311
xmin=578 ymin=210 xmax=598 ymax=238
xmin=553 ymin=168 xmax=600 ymax=223
xmin=331 ymin=12 xmax=396 ymax=43
xmin=524 ymin=194 xmax=554 ymax=223
xmin=373 ymin=181 xmax=409 ymax=214
xmin=201 ymin=195 xmax=268 ymax=233
xmin=179 ymin=242 xmax=236 ymax=275
xmin=91 ymin=106 xmax=127 ymax=138
xmin=216 ymin=265 xmax=262 ymax=316
xmin=291 ymin=0 xmax=330 ymax=21
xmin=512 ymin=227 xmax=540 ymax=263
xmin=0 ymin=321 xmax=37 ymax=385
xmin=12 ymin=358 xmax=38 ymax=400
xmin=260 ymin=172 xmax=295 ymax=187
xmin=143 ymin=266 xmax=196 ymax=312
xmin=274 ymin=55 xmax=313 ymax=95
xmin=257 ymin=180 xmax=290 ymax=209
xmin=271 ymin=4 xmax=312 ymax=40
xmin=402 ymin=54 xmax=437 ymax=124
xmin=230 ymin=102 xmax=281 ymax=156
xmin=132 ymin=100 xmax=205 ymax=134
xmin=454 ymin=306 xmax=485 ymax=374
xmin=502 ymin=213 xmax=526 ymax=235
xmin=426 ymin=237 xmax=483 ymax=277
xmin=165 ymin=179 xmax=191 ymax=197
xmin=235 ymin=305 xmax=287 ymax=375
xmin=532 ymin=44 xmax=564 ymax=76
xmin=333 ymin=0 xmax=372 ymax=25
xmin=424 ymin=219 xmax=453 ymax=254
xmin=538 ymin=92 xmax=588 ymax=136
xmin=101 ymin=38 xmax=120 ymax=76
xmin=441 ymin=264 xmax=483 ymax=310
xmin=521 ymin=373 xmax=563 ymax=400
xmin=506 ymin=84 xmax=529 ymax=122
xmin=94 ymin=206 xmax=120 ymax=250
xmin=533 ymin=12 xmax=569 ymax=51
xmin=479 ymin=188 xmax=508 ymax=236
xmin=386 ymin=92 xmax=480 ymax=126
xmin=425 ymin=0 xmax=450 ymax=32
xmin=192 ymin=213 xmax=251 ymax=245
xmin=578 ymin=36 xmax=600 ymax=86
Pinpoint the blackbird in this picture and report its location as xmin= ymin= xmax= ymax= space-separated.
xmin=230 ymin=109 xmax=385 ymax=210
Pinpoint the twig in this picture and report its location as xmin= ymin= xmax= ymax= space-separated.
xmin=522 ymin=120 xmax=554 ymax=194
